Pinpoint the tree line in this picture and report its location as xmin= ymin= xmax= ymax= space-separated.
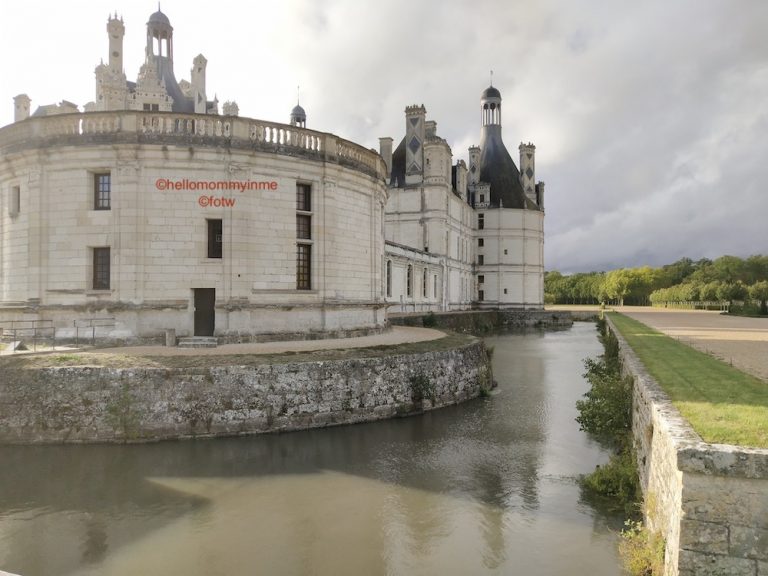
xmin=545 ymin=255 xmax=768 ymax=313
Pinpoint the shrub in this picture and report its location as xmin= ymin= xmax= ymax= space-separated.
xmin=575 ymin=330 xmax=631 ymax=448
xmin=422 ymin=311 xmax=437 ymax=327
xmin=582 ymin=447 xmax=641 ymax=513
xmin=619 ymin=520 xmax=665 ymax=576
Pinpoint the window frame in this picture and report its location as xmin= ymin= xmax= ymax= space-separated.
xmin=92 ymin=247 xmax=111 ymax=290
xmin=296 ymin=182 xmax=313 ymax=290
xmin=94 ymin=172 xmax=111 ymax=211
xmin=296 ymin=243 xmax=312 ymax=290
xmin=207 ymin=218 xmax=223 ymax=259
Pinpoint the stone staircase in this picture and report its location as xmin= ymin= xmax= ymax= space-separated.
xmin=177 ymin=336 xmax=218 ymax=349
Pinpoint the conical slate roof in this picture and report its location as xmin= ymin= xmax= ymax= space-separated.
xmin=478 ymin=127 xmax=538 ymax=209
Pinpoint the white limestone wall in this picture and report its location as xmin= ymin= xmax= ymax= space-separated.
xmin=475 ymin=208 xmax=544 ymax=308
xmin=383 ymin=243 xmax=444 ymax=313
xmin=384 ymin=179 xmax=474 ymax=312
xmin=0 ymin=121 xmax=388 ymax=340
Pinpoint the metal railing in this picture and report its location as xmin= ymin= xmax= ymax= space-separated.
xmin=74 ymin=317 xmax=116 ymax=346
xmin=0 ymin=319 xmax=56 ymax=352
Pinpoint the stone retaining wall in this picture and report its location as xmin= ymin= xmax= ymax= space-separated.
xmin=389 ymin=309 xmax=573 ymax=333
xmin=606 ymin=316 xmax=768 ymax=576
xmin=0 ymin=340 xmax=491 ymax=444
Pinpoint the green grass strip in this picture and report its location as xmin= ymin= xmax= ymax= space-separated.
xmin=608 ymin=312 xmax=768 ymax=449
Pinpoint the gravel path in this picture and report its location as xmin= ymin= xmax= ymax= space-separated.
xmin=92 ymin=326 xmax=446 ymax=357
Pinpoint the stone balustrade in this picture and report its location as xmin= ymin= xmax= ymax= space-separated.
xmin=0 ymin=111 xmax=385 ymax=179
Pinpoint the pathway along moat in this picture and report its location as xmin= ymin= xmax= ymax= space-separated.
xmin=0 ymin=323 xmax=623 ymax=576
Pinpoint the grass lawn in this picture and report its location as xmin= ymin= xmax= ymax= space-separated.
xmin=608 ymin=312 xmax=768 ymax=449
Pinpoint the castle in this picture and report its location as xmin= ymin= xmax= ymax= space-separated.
xmin=0 ymin=9 xmax=544 ymax=342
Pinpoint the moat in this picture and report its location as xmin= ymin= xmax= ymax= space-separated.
xmin=0 ymin=323 xmax=623 ymax=575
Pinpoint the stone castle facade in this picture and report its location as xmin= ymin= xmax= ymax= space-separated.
xmin=0 ymin=9 xmax=544 ymax=342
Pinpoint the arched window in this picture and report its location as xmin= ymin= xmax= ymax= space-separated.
xmin=423 ymin=268 xmax=428 ymax=298
xmin=386 ymin=260 xmax=392 ymax=297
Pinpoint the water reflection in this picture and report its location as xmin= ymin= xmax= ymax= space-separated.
xmin=0 ymin=323 xmax=622 ymax=575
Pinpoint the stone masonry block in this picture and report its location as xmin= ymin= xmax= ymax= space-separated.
xmin=730 ymin=526 xmax=768 ymax=561
xmin=678 ymin=550 xmax=757 ymax=576
xmin=680 ymin=519 xmax=730 ymax=555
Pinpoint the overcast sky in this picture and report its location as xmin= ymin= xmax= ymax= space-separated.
xmin=1 ymin=0 xmax=766 ymax=273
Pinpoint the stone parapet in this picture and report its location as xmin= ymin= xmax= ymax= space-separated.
xmin=0 ymin=111 xmax=387 ymax=180
xmin=606 ymin=316 xmax=768 ymax=576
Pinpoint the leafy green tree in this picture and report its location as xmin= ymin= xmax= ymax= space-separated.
xmin=749 ymin=280 xmax=768 ymax=315
xmin=699 ymin=281 xmax=722 ymax=302
xmin=745 ymin=255 xmax=768 ymax=284
xmin=717 ymin=281 xmax=748 ymax=305
xmin=712 ymin=255 xmax=747 ymax=283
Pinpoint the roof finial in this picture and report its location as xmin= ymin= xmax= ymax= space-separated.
xmin=490 ymin=69 xmax=493 ymax=87
xmin=158 ymin=2 xmax=161 ymax=11
xmin=297 ymin=85 xmax=300 ymax=106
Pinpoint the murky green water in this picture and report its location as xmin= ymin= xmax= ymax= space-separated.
xmin=0 ymin=323 xmax=623 ymax=575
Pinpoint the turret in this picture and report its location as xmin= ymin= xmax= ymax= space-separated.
xmin=476 ymin=84 xmax=536 ymax=209
xmin=107 ymin=14 xmax=125 ymax=72
xmin=14 ymin=94 xmax=31 ymax=122
xmin=146 ymin=8 xmax=173 ymax=61
xmin=290 ymin=103 xmax=306 ymax=128
xmin=191 ymin=54 xmax=207 ymax=114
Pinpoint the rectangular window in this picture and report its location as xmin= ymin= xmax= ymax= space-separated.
xmin=93 ymin=247 xmax=111 ymax=290
xmin=296 ymin=214 xmax=311 ymax=239
xmin=406 ymin=265 xmax=413 ymax=297
xmin=207 ymin=219 xmax=223 ymax=258
xmin=143 ymin=103 xmax=151 ymax=111
xmin=296 ymin=183 xmax=312 ymax=290
xmin=94 ymin=172 xmax=111 ymax=210
xmin=478 ymin=275 xmax=485 ymax=284
xmin=386 ymin=260 xmax=392 ymax=297
xmin=478 ymin=255 xmax=484 ymax=265
xmin=478 ymin=290 xmax=484 ymax=302
xmin=478 ymin=238 xmax=484 ymax=247
xmin=478 ymin=213 xmax=484 ymax=230
xmin=296 ymin=183 xmax=311 ymax=212
xmin=504 ymin=288 xmax=508 ymax=294
xmin=10 ymin=185 xmax=20 ymax=216
xmin=297 ymin=244 xmax=311 ymax=290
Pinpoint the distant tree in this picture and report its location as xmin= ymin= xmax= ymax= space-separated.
xmin=712 ymin=255 xmax=747 ymax=283
xmin=544 ymin=271 xmax=566 ymax=304
xmin=604 ymin=269 xmax=633 ymax=306
xmin=749 ymin=280 xmax=768 ymax=315
xmin=699 ymin=281 xmax=722 ymax=302
xmin=717 ymin=281 xmax=748 ymax=305
xmin=745 ymin=255 xmax=768 ymax=284
xmin=660 ymin=257 xmax=696 ymax=286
